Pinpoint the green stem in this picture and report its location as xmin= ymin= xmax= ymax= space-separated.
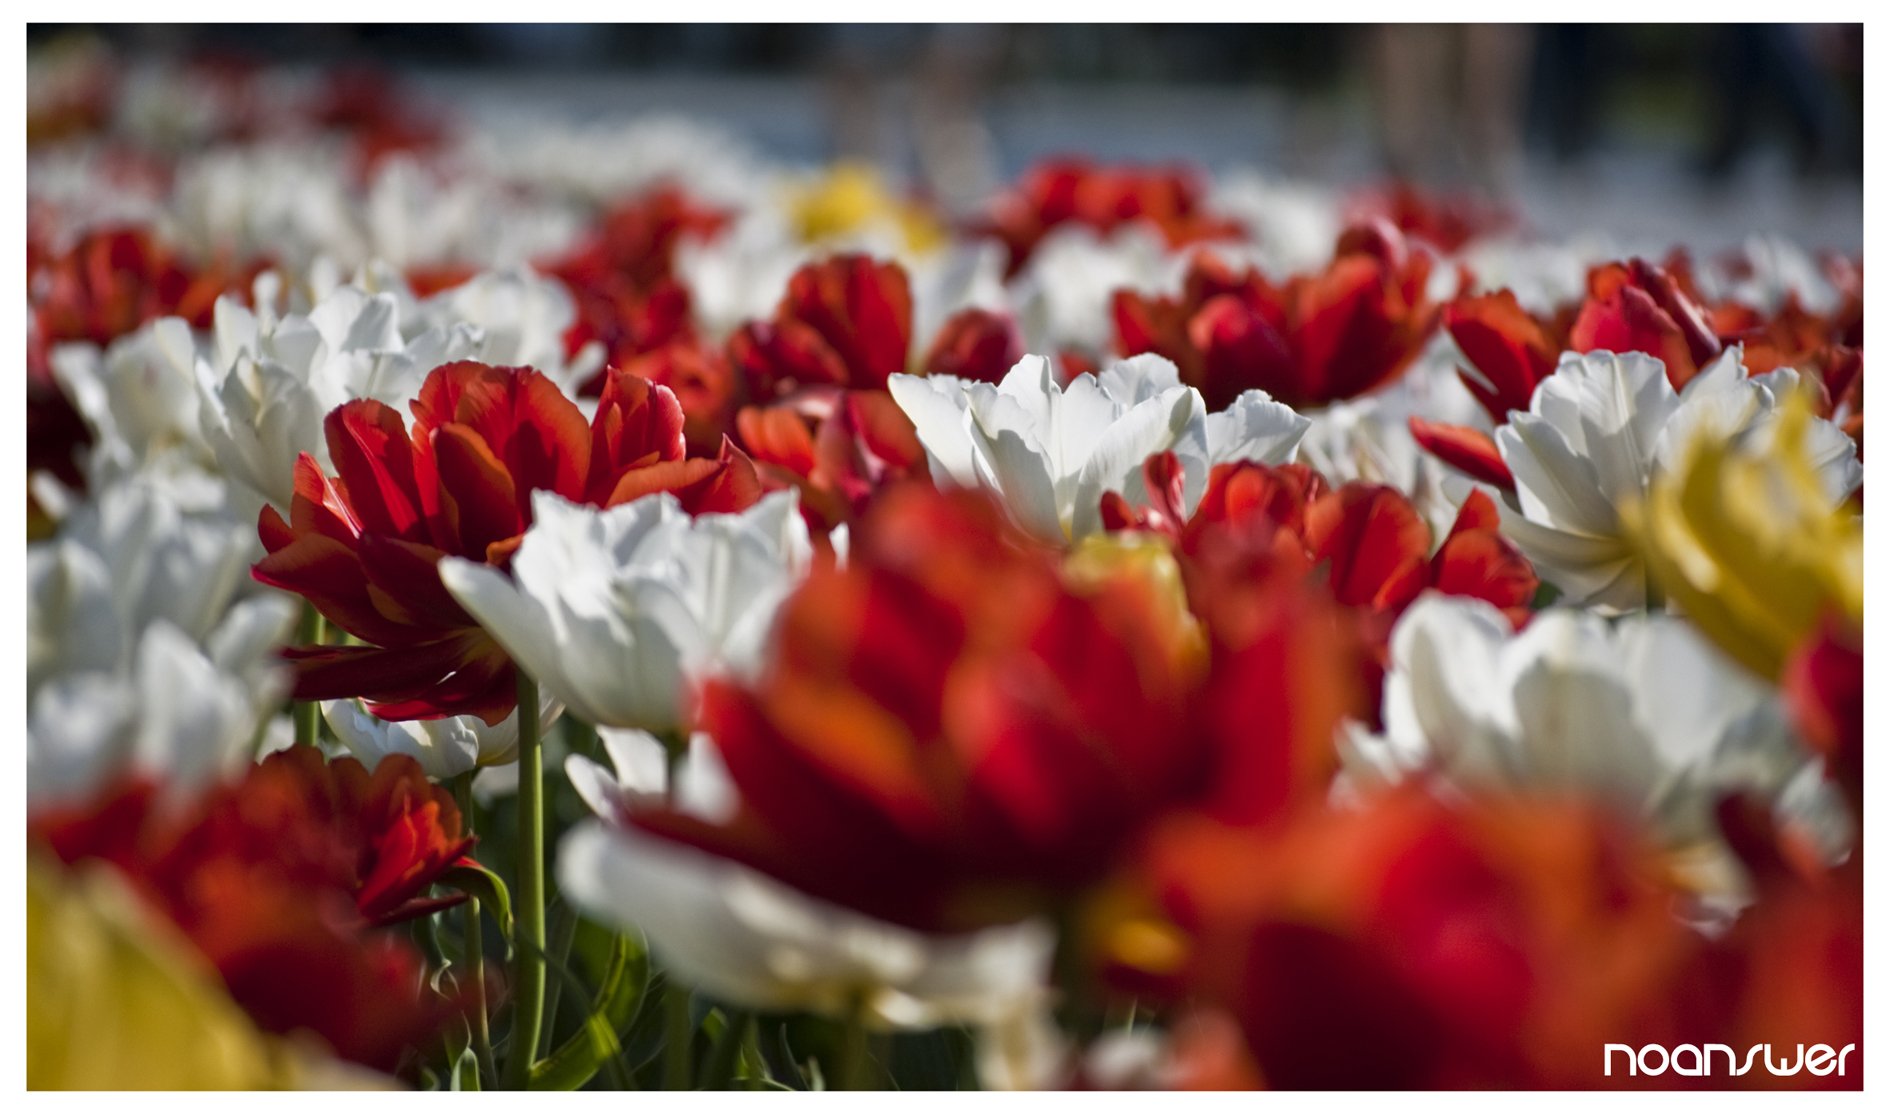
xmin=536 ymin=900 xmax=578 ymax=1059
xmin=834 ymin=993 xmax=872 ymax=1090
xmin=503 ymin=672 xmax=547 ymax=1090
xmin=454 ymin=775 xmax=495 ymax=1088
xmin=662 ymin=981 xmax=694 ymax=1090
xmin=291 ymin=602 xmax=327 ymax=747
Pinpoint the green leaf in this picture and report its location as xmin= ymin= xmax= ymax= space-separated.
xmin=528 ymin=932 xmax=650 ymax=1090
xmin=441 ymin=863 xmax=513 ymax=944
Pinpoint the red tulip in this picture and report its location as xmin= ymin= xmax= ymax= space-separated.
xmin=30 ymin=750 xmax=474 ymax=1073
xmin=730 ymin=254 xmax=913 ymax=401
xmin=1347 ymin=181 xmax=1514 ymax=254
xmin=253 ymin=360 xmax=758 ymax=723
xmin=30 ymin=225 xmax=260 ymax=346
xmin=545 ymin=185 xmax=730 ymax=372
xmin=1444 ymin=289 xmax=1563 ymax=422
xmin=920 ymin=306 xmax=1025 ymax=382
xmin=627 ymin=486 xmax=1355 ymax=933
xmin=979 ymin=157 xmax=1244 ymax=275
xmin=1112 ymin=223 xmax=1442 ymax=410
xmin=1119 ymin=788 xmax=1707 ymax=1088
xmin=614 ymin=337 xmax=743 ymax=455
xmin=735 ymin=387 xmax=929 ymax=534
xmin=1569 ymin=259 xmax=1722 ymax=389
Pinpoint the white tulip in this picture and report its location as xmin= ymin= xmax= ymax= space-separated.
xmin=1007 ymin=225 xmax=1175 ymax=353
xmin=891 ymin=353 xmax=1305 ymax=544
xmin=195 ymin=282 xmax=482 ymax=510
xmin=27 ymin=479 xmax=295 ymax=805
xmin=323 ymin=690 xmax=564 ymax=781
xmin=440 ymin=489 xmax=813 ymax=735
xmin=1493 ymin=347 xmax=1860 ymax=611
xmin=1343 ymin=594 xmax=1846 ymax=899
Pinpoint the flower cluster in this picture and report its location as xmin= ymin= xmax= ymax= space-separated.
xmin=26 ymin=49 xmax=1863 ymax=1093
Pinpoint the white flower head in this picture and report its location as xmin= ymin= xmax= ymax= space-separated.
xmin=1494 ymin=347 xmax=1860 ymax=611
xmin=1007 ymin=224 xmax=1175 ymax=353
xmin=1343 ymin=594 xmax=1847 ymax=901
xmin=891 ymin=353 xmax=1306 ymax=544
xmin=440 ymin=489 xmax=813 ymax=734
xmin=323 ymin=689 xmax=564 ymax=781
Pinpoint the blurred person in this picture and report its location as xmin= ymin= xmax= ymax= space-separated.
xmin=1366 ymin=24 xmax=1532 ymax=198
xmin=1700 ymin=24 xmax=1856 ymax=179
xmin=820 ymin=24 xmax=1003 ymax=218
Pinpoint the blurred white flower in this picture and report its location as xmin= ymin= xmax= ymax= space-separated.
xmin=323 ymin=689 xmax=564 ymax=781
xmin=416 ymin=265 xmax=598 ymax=387
xmin=673 ymin=210 xmax=810 ymax=340
xmin=558 ymin=729 xmax=1054 ymax=1032
xmin=440 ymin=489 xmax=813 ymax=735
xmin=1492 ymin=347 xmax=1860 ymax=611
xmin=1342 ymin=594 xmax=1846 ymax=898
xmin=197 ymin=283 xmax=482 ymax=509
xmin=51 ymin=318 xmax=209 ymax=478
xmin=27 ymin=482 xmax=294 ymax=804
xmin=1008 ymin=225 xmax=1175 ymax=354
xmin=1692 ymin=233 xmax=1841 ymax=317
xmin=891 ymin=353 xmax=1305 ymax=544
xmin=1206 ymin=169 xmax=1340 ymax=275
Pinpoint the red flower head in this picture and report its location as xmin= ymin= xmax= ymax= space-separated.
xmin=30 ymin=225 xmax=259 ymax=346
xmin=980 ymin=158 xmax=1244 ymax=275
xmin=547 ymin=185 xmax=729 ymax=372
xmin=1117 ymin=788 xmax=1707 ymax=1088
xmin=919 ymin=306 xmax=1026 ymax=383
xmin=615 ymin=337 xmax=743 ymax=455
xmin=1569 ymin=258 xmax=1723 ymax=389
xmin=1677 ymin=793 xmax=1862 ymax=1091
xmin=626 ymin=485 xmax=1356 ymax=933
xmin=735 ymin=387 xmax=929 ymax=535
xmin=730 ymin=254 xmax=914 ymax=400
xmin=1108 ymin=453 xmax=1535 ymax=635
xmin=1112 ymin=222 xmax=1443 ymax=410
xmin=1105 ymin=452 xmax=1537 ymax=726
xmin=1781 ymin=617 xmax=1863 ymax=816
xmin=30 ymin=750 xmax=474 ymax=1074
xmin=1443 ymin=289 xmax=1565 ymax=423
xmin=253 ymin=360 xmax=759 ymax=723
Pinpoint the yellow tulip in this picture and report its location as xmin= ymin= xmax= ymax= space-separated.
xmin=788 ymin=162 xmax=945 ymax=255
xmin=1626 ymin=391 xmax=1862 ymax=679
xmin=28 ymin=858 xmax=387 ymax=1090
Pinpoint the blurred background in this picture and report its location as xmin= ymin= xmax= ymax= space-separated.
xmin=27 ymin=23 xmax=1863 ymax=252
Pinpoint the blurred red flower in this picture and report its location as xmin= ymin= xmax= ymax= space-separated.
xmin=30 ymin=225 xmax=259 ymax=346
xmin=628 ymin=485 xmax=1362 ymax=933
xmin=1347 ymin=181 xmax=1514 ymax=254
xmin=30 ymin=749 xmax=473 ymax=1073
xmin=1119 ymin=788 xmax=1708 ymax=1088
xmin=1104 ymin=452 xmax=1538 ymax=712
xmin=1112 ymin=221 xmax=1442 ymax=410
xmin=730 ymin=253 xmax=913 ymax=399
xmin=253 ymin=360 xmax=758 ymax=723
xmin=919 ymin=306 xmax=1026 ymax=382
xmin=547 ymin=185 xmax=730 ymax=371
xmin=735 ymin=387 xmax=929 ymax=535
xmin=979 ymin=157 xmax=1244 ymax=276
